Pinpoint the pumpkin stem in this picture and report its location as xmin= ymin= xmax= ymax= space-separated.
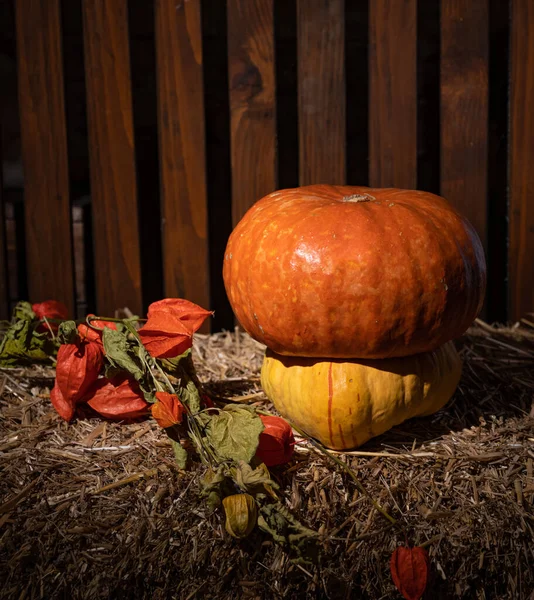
xmin=341 ymin=193 xmax=374 ymax=203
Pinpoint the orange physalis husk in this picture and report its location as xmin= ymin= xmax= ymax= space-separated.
xmin=50 ymin=382 xmax=75 ymax=422
xmin=32 ymin=300 xmax=69 ymax=332
xmin=138 ymin=298 xmax=213 ymax=359
xmin=77 ymin=314 xmax=117 ymax=347
xmin=255 ymin=414 xmax=295 ymax=467
xmin=55 ymin=341 xmax=103 ymax=406
xmin=390 ymin=545 xmax=430 ymax=600
xmin=32 ymin=300 xmax=69 ymax=321
xmin=86 ymin=376 xmax=150 ymax=420
xmin=151 ymin=391 xmax=186 ymax=428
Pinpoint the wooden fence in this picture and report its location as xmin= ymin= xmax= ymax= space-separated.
xmin=1 ymin=0 xmax=533 ymax=330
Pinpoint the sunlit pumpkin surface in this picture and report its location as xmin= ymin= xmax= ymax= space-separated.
xmin=261 ymin=342 xmax=462 ymax=450
xmin=223 ymin=185 xmax=486 ymax=359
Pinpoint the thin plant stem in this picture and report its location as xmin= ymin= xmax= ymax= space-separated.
xmin=287 ymin=421 xmax=399 ymax=528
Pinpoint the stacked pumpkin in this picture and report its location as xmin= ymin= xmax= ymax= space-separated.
xmin=223 ymin=185 xmax=486 ymax=450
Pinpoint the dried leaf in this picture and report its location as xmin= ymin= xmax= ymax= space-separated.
xmin=234 ymin=461 xmax=279 ymax=498
xmin=13 ymin=301 xmax=36 ymax=321
xmin=206 ymin=405 xmax=264 ymax=464
xmin=102 ymin=327 xmax=145 ymax=380
xmin=171 ymin=439 xmax=188 ymax=469
xmin=160 ymin=349 xmax=202 ymax=413
xmin=0 ymin=317 xmax=56 ymax=366
xmin=390 ymin=546 xmax=430 ymax=600
xmin=58 ymin=320 xmax=79 ymax=344
xmin=257 ymin=501 xmax=318 ymax=565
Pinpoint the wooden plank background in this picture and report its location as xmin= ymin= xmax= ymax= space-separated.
xmin=228 ymin=0 xmax=277 ymax=225
xmin=82 ymin=0 xmax=143 ymax=316
xmin=15 ymin=0 xmax=75 ymax=315
xmin=369 ymin=0 xmax=417 ymax=189
xmin=1 ymin=0 xmax=532 ymax=324
xmin=297 ymin=0 xmax=346 ymax=185
xmin=440 ymin=0 xmax=489 ymax=251
xmin=155 ymin=0 xmax=209 ymax=314
xmin=509 ymin=0 xmax=534 ymax=322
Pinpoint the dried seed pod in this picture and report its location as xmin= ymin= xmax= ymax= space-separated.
xmin=390 ymin=545 xmax=430 ymax=600
xmin=222 ymin=493 xmax=257 ymax=539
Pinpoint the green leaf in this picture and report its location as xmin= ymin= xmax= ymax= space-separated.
xmin=171 ymin=439 xmax=188 ymax=469
xmin=180 ymin=377 xmax=201 ymax=413
xmin=58 ymin=320 xmax=79 ymax=344
xmin=205 ymin=405 xmax=264 ymax=464
xmin=13 ymin=301 xmax=35 ymax=321
xmin=234 ymin=461 xmax=279 ymax=497
xmin=102 ymin=327 xmax=145 ymax=380
xmin=258 ymin=502 xmax=319 ymax=565
xmin=0 ymin=318 xmax=55 ymax=366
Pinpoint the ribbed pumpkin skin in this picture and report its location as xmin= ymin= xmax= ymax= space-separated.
xmin=223 ymin=185 xmax=486 ymax=359
xmin=261 ymin=342 xmax=462 ymax=450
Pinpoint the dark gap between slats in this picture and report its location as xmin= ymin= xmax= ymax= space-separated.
xmin=416 ymin=0 xmax=440 ymax=194
xmin=202 ymin=0 xmax=234 ymax=331
xmin=275 ymin=0 xmax=298 ymax=190
xmin=128 ymin=0 xmax=163 ymax=314
xmin=345 ymin=0 xmax=369 ymax=186
xmin=0 ymin=0 xmax=16 ymax=317
xmin=1 ymin=1 xmax=27 ymax=311
xmin=486 ymin=0 xmax=509 ymax=323
xmin=61 ymin=0 xmax=94 ymax=318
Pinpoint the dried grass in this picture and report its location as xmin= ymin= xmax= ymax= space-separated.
xmin=1 ymin=320 xmax=533 ymax=599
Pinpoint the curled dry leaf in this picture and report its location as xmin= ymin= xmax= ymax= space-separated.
xmin=55 ymin=342 xmax=103 ymax=405
xmin=151 ymin=391 xmax=186 ymax=428
xmin=390 ymin=545 xmax=430 ymax=600
xmin=138 ymin=298 xmax=212 ymax=359
xmin=86 ymin=376 xmax=150 ymax=420
xmin=255 ymin=414 xmax=295 ymax=467
xmin=50 ymin=383 xmax=75 ymax=422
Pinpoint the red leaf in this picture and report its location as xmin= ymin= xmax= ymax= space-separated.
xmin=55 ymin=342 xmax=103 ymax=404
xmin=255 ymin=415 xmax=295 ymax=467
xmin=86 ymin=376 xmax=149 ymax=420
xmin=50 ymin=383 xmax=75 ymax=422
xmin=390 ymin=546 xmax=430 ymax=600
xmin=138 ymin=298 xmax=213 ymax=359
xmin=151 ymin=391 xmax=186 ymax=428
xmin=32 ymin=300 xmax=69 ymax=332
xmin=77 ymin=315 xmax=117 ymax=347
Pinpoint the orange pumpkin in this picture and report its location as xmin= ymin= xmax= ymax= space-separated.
xmin=223 ymin=185 xmax=485 ymax=359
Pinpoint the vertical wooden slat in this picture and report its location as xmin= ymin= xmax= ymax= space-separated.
xmin=369 ymin=0 xmax=417 ymax=189
xmin=228 ymin=0 xmax=276 ymax=225
xmin=298 ymin=0 xmax=345 ymax=186
xmin=155 ymin=0 xmax=209 ymax=314
xmin=440 ymin=0 xmax=489 ymax=249
xmin=83 ymin=0 xmax=142 ymax=315
xmin=15 ymin=0 xmax=75 ymax=314
xmin=509 ymin=0 xmax=534 ymax=320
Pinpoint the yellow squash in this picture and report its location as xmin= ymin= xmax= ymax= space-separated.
xmin=261 ymin=342 xmax=462 ymax=450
